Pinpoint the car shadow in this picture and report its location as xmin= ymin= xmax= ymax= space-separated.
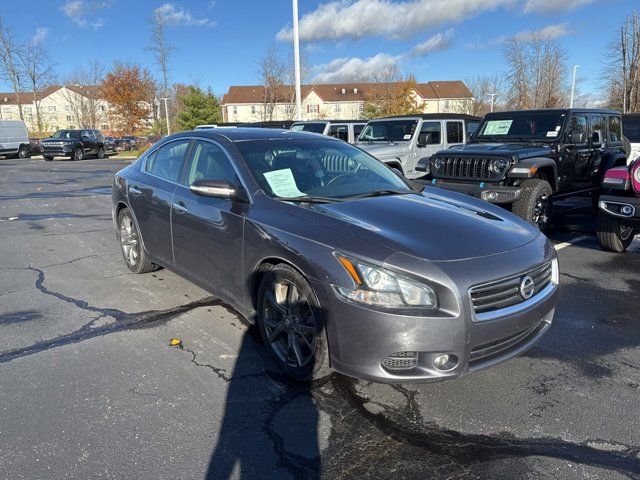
xmin=205 ymin=325 xmax=322 ymax=479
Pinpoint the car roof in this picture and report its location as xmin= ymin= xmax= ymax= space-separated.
xmin=291 ymin=119 xmax=367 ymax=124
xmin=372 ymin=113 xmax=482 ymax=121
xmin=164 ymin=127 xmax=344 ymax=143
xmin=484 ymin=108 xmax=621 ymax=116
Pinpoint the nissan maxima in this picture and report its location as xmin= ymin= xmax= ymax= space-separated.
xmin=111 ymin=128 xmax=559 ymax=383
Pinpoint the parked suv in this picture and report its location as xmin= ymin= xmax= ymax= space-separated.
xmin=41 ymin=129 xmax=106 ymax=161
xmin=290 ymin=120 xmax=367 ymax=144
xmin=356 ymin=114 xmax=481 ymax=179
xmin=421 ymin=109 xmax=628 ymax=229
xmin=596 ymin=157 xmax=640 ymax=252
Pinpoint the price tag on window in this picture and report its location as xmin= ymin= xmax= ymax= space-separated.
xmin=263 ymin=169 xmax=306 ymax=198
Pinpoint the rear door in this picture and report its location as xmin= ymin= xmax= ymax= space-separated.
xmin=128 ymin=139 xmax=191 ymax=265
xmin=171 ymin=139 xmax=246 ymax=302
xmin=445 ymin=121 xmax=465 ymax=148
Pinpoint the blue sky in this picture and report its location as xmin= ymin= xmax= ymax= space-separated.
xmin=0 ymin=0 xmax=636 ymax=100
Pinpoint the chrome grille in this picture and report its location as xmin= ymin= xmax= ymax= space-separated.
xmin=431 ymin=155 xmax=503 ymax=181
xmin=469 ymin=262 xmax=552 ymax=314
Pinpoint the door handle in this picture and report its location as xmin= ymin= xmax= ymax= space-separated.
xmin=129 ymin=186 xmax=141 ymax=195
xmin=172 ymin=201 xmax=188 ymax=213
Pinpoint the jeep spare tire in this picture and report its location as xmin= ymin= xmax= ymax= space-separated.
xmin=512 ymin=178 xmax=553 ymax=230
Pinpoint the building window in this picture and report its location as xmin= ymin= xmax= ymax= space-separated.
xmin=443 ymin=100 xmax=450 ymax=110
xmin=66 ymin=115 xmax=72 ymax=121
xmin=251 ymin=105 xmax=256 ymax=115
xmin=24 ymin=106 xmax=32 ymax=113
xmin=232 ymin=106 xmax=237 ymax=115
xmin=2 ymin=107 xmax=11 ymax=114
xmin=100 ymin=105 xmax=106 ymax=112
xmin=49 ymin=106 xmax=56 ymax=112
xmin=308 ymin=104 xmax=319 ymax=114
xmin=65 ymin=105 xmax=71 ymax=112
xmin=334 ymin=104 xmax=341 ymax=113
xmin=102 ymin=124 xmax=109 ymax=130
xmin=358 ymin=103 xmax=364 ymax=113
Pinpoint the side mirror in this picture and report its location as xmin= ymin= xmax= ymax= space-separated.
xmin=190 ymin=179 xmax=248 ymax=202
xmin=415 ymin=157 xmax=431 ymax=173
xmin=569 ymin=132 xmax=584 ymax=144
xmin=417 ymin=132 xmax=431 ymax=148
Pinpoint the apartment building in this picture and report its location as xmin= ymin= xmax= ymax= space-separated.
xmin=221 ymin=80 xmax=474 ymax=122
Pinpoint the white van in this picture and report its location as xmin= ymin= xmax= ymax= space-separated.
xmin=0 ymin=120 xmax=31 ymax=158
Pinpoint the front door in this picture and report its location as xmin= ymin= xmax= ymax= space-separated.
xmin=413 ymin=121 xmax=443 ymax=174
xmin=565 ymin=114 xmax=592 ymax=185
xmin=171 ymin=139 xmax=246 ymax=303
xmin=128 ymin=139 xmax=191 ymax=265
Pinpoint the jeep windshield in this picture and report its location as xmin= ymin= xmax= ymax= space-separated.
xmin=290 ymin=123 xmax=327 ymax=134
xmin=358 ymin=120 xmax=418 ymax=143
xmin=475 ymin=112 xmax=566 ymax=142
xmin=51 ymin=130 xmax=81 ymax=139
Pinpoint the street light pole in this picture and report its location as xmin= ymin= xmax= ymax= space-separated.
xmin=488 ymin=93 xmax=498 ymax=112
xmin=292 ymin=0 xmax=302 ymax=121
xmin=160 ymin=97 xmax=171 ymax=136
xmin=569 ymin=65 xmax=580 ymax=108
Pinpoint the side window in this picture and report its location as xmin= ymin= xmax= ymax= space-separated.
xmin=328 ymin=124 xmax=348 ymax=142
xmin=446 ymin=121 xmax=464 ymax=144
xmin=608 ymin=116 xmax=622 ymax=143
xmin=568 ymin=116 xmax=588 ymax=144
xmin=590 ymin=116 xmax=604 ymax=145
xmin=145 ymin=140 xmax=190 ymax=183
xmin=419 ymin=121 xmax=441 ymax=145
xmin=185 ymin=141 xmax=237 ymax=186
xmin=353 ymin=124 xmax=365 ymax=138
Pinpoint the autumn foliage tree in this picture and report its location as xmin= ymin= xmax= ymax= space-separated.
xmin=363 ymin=66 xmax=422 ymax=118
xmin=102 ymin=63 xmax=155 ymax=135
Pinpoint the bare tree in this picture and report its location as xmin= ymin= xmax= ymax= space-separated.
xmin=147 ymin=8 xmax=175 ymax=96
xmin=504 ymin=34 xmax=568 ymax=109
xmin=62 ymin=61 xmax=105 ymax=129
xmin=466 ymin=74 xmax=508 ymax=116
xmin=258 ymin=46 xmax=287 ymax=121
xmin=603 ymin=10 xmax=640 ymax=113
xmin=0 ymin=14 xmax=25 ymax=120
xmin=18 ymin=43 xmax=56 ymax=133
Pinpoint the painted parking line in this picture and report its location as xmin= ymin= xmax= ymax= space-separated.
xmin=554 ymin=235 xmax=592 ymax=251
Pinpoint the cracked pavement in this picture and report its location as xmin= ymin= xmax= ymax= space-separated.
xmin=0 ymin=157 xmax=639 ymax=479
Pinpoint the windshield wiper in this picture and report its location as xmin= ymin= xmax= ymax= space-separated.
xmin=346 ymin=189 xmax=415 ymax=199
xmin=276 ymin=195 xmax=343 ymax=204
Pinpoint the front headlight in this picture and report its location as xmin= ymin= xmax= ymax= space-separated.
xmin=433 ymin=157 xmax=446 ymax=170
xmin=335 ymin=255 xmax=437 ymax=309
xmin=490 ymin=158 xmax=509 ymax=174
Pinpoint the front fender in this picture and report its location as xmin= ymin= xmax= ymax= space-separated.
xmin=509 ymin=157 xmax=558 ymax=190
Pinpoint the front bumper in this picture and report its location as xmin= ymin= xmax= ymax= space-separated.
xmin=599 ymin=194 xmax=640 ymax=225
xmin=427 ymin=179 xmax=522 ymax=204
xmin=312 ymin=252 xmax=558 ymax=384
xmin=42 ymin=146 xmax=73 ymax=157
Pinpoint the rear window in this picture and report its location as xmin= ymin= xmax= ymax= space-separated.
xmin=290 ymin=123 xmax=326 ymax=134
xmin=608 ymin=116 xmax=622 ymax=143
xmin=623 ymin=116 xmax=640 ymax=142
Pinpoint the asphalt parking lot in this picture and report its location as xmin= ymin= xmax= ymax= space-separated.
xmin=1 ymin=156 xmax=639 ymax=480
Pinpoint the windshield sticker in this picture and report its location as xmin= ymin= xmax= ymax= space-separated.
xmin=263 ymin=169 xmax=306 ymax=198
xmin=483 ymin=120 xmax=513 ymax=135
xmin=546 ymin=131 xmax=558 ymax=137
xmin=403 ymin=134 xmax=412 ymax=140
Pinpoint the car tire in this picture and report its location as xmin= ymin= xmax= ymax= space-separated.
xmin=116 ymin=208 xmax=159 ymax=274
xmin=97 ymin=147 xmax=105 ymax=159
xmin=512 ymin=178 xmax=553 ymax=230
xmin=44 ymin=155 xmax=53 ymax=161
xmin=596 ymin=211 xmax=635 ymax=252
xmin=18 ymin=146 xmax=30 ymax=159
xmin=73 ymin=147 xmax=83 ymax=161
xmin=256 ymin=263 xmax=331 ymax=382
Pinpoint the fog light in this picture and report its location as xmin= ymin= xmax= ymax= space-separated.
xmin=481 ymin=191 xmax=499 ymax=201
xmin=433 ymin=354 xmax=458 ymax=371
xmin=621 ymin=205 xmax=634 ymax=216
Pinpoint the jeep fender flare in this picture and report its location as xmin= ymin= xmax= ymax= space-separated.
xmin=383 ymin=159 xmax=404 ymax=173
xmin=509 ymin=157 xmax=558 ymax=191
xmin=595 ymin=152 xmax=629 ymax=183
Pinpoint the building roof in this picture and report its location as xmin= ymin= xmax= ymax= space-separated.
xmin=221 ymin=81 xmax=473 ymax=105
xmin=0 ymin=85 xmax=103 ymax=105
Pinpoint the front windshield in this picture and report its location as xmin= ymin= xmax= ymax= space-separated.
xmin=358 ymin=120 xmax=418 ymax=142
xmin=51 ymin=130 xmax=80 ymax=139
xmin=623 ymin=115 xmax=640 ymax=142
xmin=234 ymin=138 xmax=413 ymax=201
xmin=476 ymin=112 xmax=566 ymax=141
xmin=290 ymin=123 xmax=326 ymax=134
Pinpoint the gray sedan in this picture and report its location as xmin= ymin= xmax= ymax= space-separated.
xmin=111 ymin=128 xmax=559 ymax=383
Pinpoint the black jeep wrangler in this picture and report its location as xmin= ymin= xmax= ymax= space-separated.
xmin=418 ymin=109 xmax=628 ymax=229
xmin=41 ymin=129 xmax=106 ymax=161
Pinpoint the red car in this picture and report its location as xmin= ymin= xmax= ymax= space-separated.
xmin=597 ymin=157 xmax=640 ymax=252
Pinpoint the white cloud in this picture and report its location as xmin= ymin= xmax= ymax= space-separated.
xmin=411 ymin=29 xmax=454 ymax=56
xmin=514 ymin=23 xmax=571 ymax=41
xmin=31 ymin=27 xmax=50 ymax=46
xmin=523 ymin=0 xmax=595 ymax=14
xmin=60 ymin=1 xmax=111 ymax=29
xmin=155 ymin=3 xmax=215 ymax=27
xmin=312 ymin=53 xmax=401 ymax=83
xmin=277 ymin=0 xmax=513 ymax=42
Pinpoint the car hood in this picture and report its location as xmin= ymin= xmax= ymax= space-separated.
xmin=441 ymin=142 xmax=553 ymax=161
xmin=284 ymin=188 xmax=539 ymax=262
xmin=357 ymin=142 xmax=410 ymax=157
